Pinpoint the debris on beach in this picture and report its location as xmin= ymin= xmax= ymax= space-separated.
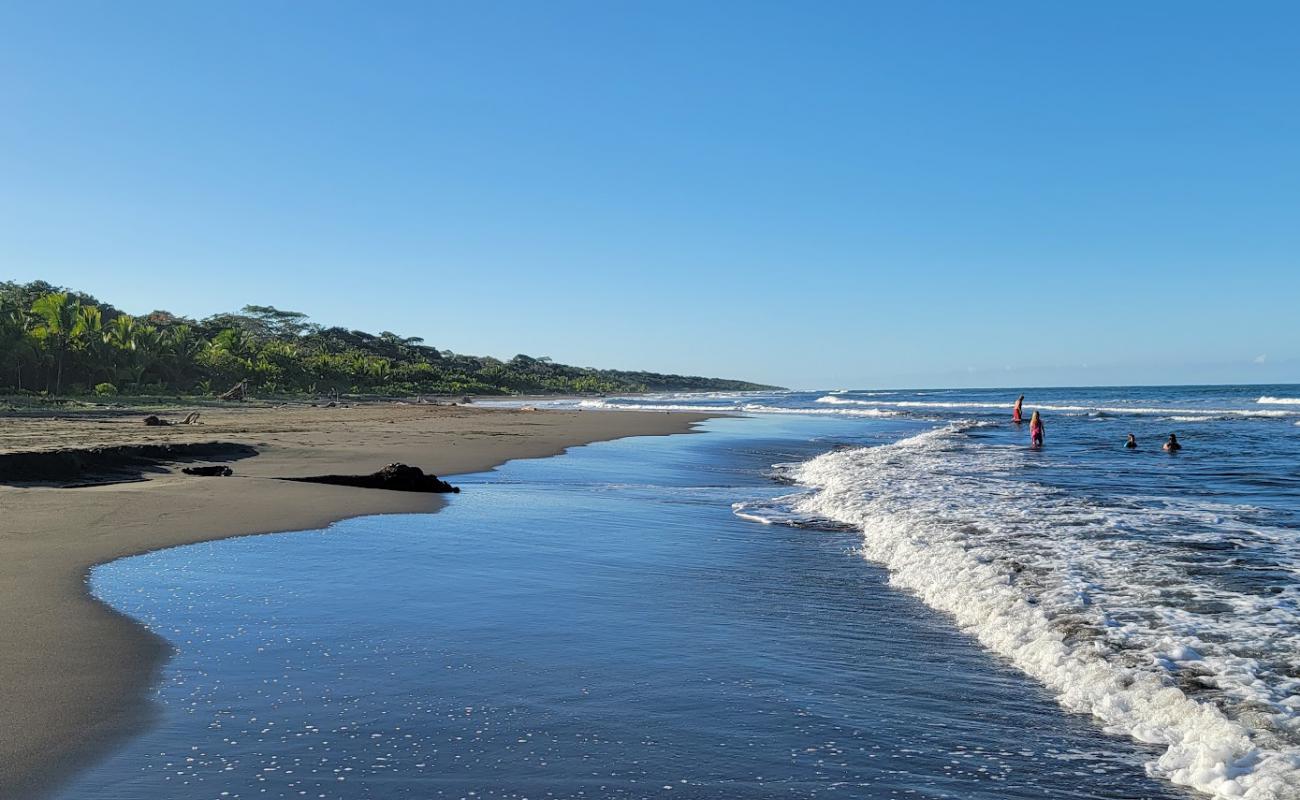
xmin=283 ymin=463 xmax=460 ymax=493
xmin=143 ymin=412 xmax=201 ymax=426
xmin=219 ymin=379 xmax=249 ymax=401
xmin=181 ymin=465 xmax=233 ymax=477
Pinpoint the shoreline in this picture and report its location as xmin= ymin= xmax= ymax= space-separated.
xmin=0 ymin=403 xmax=713 ymax=799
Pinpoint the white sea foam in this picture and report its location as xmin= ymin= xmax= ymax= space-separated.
xmin=818 ymin=391 xmax=897 ymax=399
xmin=744 ymin=426 xmax=1300 ymax=799
xmin=643 ymin=390 xmax=778 ymax=401
xmin=730 ymin=499 xmax=825 ymax=527
xmin=815 ymin=396 xmax=893 ymax=406
xmin=578 ymin=399 xmax=898 ymax=418
xmin=577 ymin=400 xmax=739 ymax=413
xmin=741 ymin=403 xmax=897 ymax=418
xmin=1259 ymin=397 xmax=1300 ymax=406
xmin=471 ymin=397 xmax=587 ymax=410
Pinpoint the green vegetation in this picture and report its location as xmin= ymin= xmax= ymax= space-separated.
xmin=0 ymin=281 xmax=779 ymax=398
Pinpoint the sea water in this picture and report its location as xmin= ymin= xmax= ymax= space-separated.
xmin=66 ymin=387 xmax=1300 ymax=799
xmin=569 ymin=385 xmax=1300 ymax=798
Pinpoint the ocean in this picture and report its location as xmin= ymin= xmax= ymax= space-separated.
xmin=64 ymin=385 xmax=1300 ymax=799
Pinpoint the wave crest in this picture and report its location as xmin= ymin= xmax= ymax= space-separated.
xmin=744 ymin=426 xmax=1300 ymax=799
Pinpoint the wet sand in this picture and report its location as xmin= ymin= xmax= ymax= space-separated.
xmin=0 ymin=402 xmax=710 ymax=798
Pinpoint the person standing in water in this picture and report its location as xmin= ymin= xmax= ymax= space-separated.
xmin=1164 ymin=433 xmax=1182 ymax=452
xmin=1012 ymin=395 xmax=1025 ymax=423
xmin=1029 ymin=410 xmax=1044 ymax=447
xmin=1126 ymin=434 xmax=1138 ymax=449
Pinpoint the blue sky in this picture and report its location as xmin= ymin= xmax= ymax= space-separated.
xmin=2 ymin=1 xmax=1296 ymax=389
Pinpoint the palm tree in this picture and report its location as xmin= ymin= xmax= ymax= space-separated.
xmin=74 ymin=305 xmax=113 ymax=385
xmin=160 ymin=324 xmax=201 ymax=388
xmin=124 ymin=325 xmax=162 ymax=388
xmin=30 ymin=292 xmax=82 ymax=394
xmin=106 ymin=313 xmax=137 ymax=350
xmin=105 ymin=314 xmax=139 ymax=386
xmin=209 ymin=327 xmax=258 ymax=360
xmin=366 ymin=357 xmax=392 ymax=384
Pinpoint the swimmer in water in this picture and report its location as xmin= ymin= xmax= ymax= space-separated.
xmin=1164 ymin=433 xmax=1182 ymax=452
xmin=1029 ymin=410 xmax=1044 ymax=448
xmin=1012 ymin=395 xmax=1025 ymax=424
xmin=1125 ymin=434 xmax=1137 ymax=449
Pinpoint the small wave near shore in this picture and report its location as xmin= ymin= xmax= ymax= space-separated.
xmin=738 ymin=424 xmax=1300 ymax=799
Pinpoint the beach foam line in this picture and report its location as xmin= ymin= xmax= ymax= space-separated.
xmin=815 ymin=395 xmax=900 ymax=406
xmin=578 ymin=399 xmax=899 ymax=418
xmin=741 ymin=403 xmax=897 ymax=417
xmin=819 ymin=391 xmax=898 ymax=398
xmin=1259 ymin=397 xmax=1300 ymax=405
xmin=577 ymin=400 xmax=741 ymax=413
xmin=749 ymin=425 xmax=1300 ymax=799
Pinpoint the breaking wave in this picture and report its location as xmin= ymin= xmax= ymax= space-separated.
xmin=738 ymin=425 xmax=1300 ymax=799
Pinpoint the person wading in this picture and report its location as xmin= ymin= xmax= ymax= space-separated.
xmin=1029 ymin=410 xmax=1044 ymax=448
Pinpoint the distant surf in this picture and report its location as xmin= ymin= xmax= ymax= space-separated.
xmin=817 ymin=395 xmax=1297 ymax=419
xmin=485 ymin=389 xmax=1300 ymax=423
xmin=576 ymin=398 xmax=899 ymax=417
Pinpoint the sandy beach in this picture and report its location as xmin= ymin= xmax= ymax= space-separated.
xmin=0 ymin=402 xmax=711 ymax=799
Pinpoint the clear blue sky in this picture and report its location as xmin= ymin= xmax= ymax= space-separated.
xmin=2 ymin=1 xmax=1297 ymax=389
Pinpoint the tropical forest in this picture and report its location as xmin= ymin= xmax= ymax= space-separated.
xmin=0 ymin=281 xmax=777 ymax=398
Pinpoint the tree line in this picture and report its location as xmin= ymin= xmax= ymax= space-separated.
xmin=0 ymin=281 xmax=778 ymax=398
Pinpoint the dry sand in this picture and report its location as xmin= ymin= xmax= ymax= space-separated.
xmin=0 ymin=401 xmax=711 ymax=798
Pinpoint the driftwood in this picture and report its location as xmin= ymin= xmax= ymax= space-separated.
xmin=142 ymin=412 xmax=201 ymax=427
xmin=283 ymin=463 xmax=459 ymax=493
xmin=219 ymin=380 xmax=248 ymax=401
xmin=182 ymin=465 xmax=233 ymax=477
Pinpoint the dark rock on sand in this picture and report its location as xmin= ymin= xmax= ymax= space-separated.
xmin=284 ymin=463 xmax=460 ymax=494
xmin=182 ymin=465 xmax=233 ymax=477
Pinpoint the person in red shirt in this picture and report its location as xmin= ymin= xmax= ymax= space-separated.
xmin=1029 ymin=410 xmax=1044 ymax=448
xmin=1012 ymin=395 xmax=1025 ymax=423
